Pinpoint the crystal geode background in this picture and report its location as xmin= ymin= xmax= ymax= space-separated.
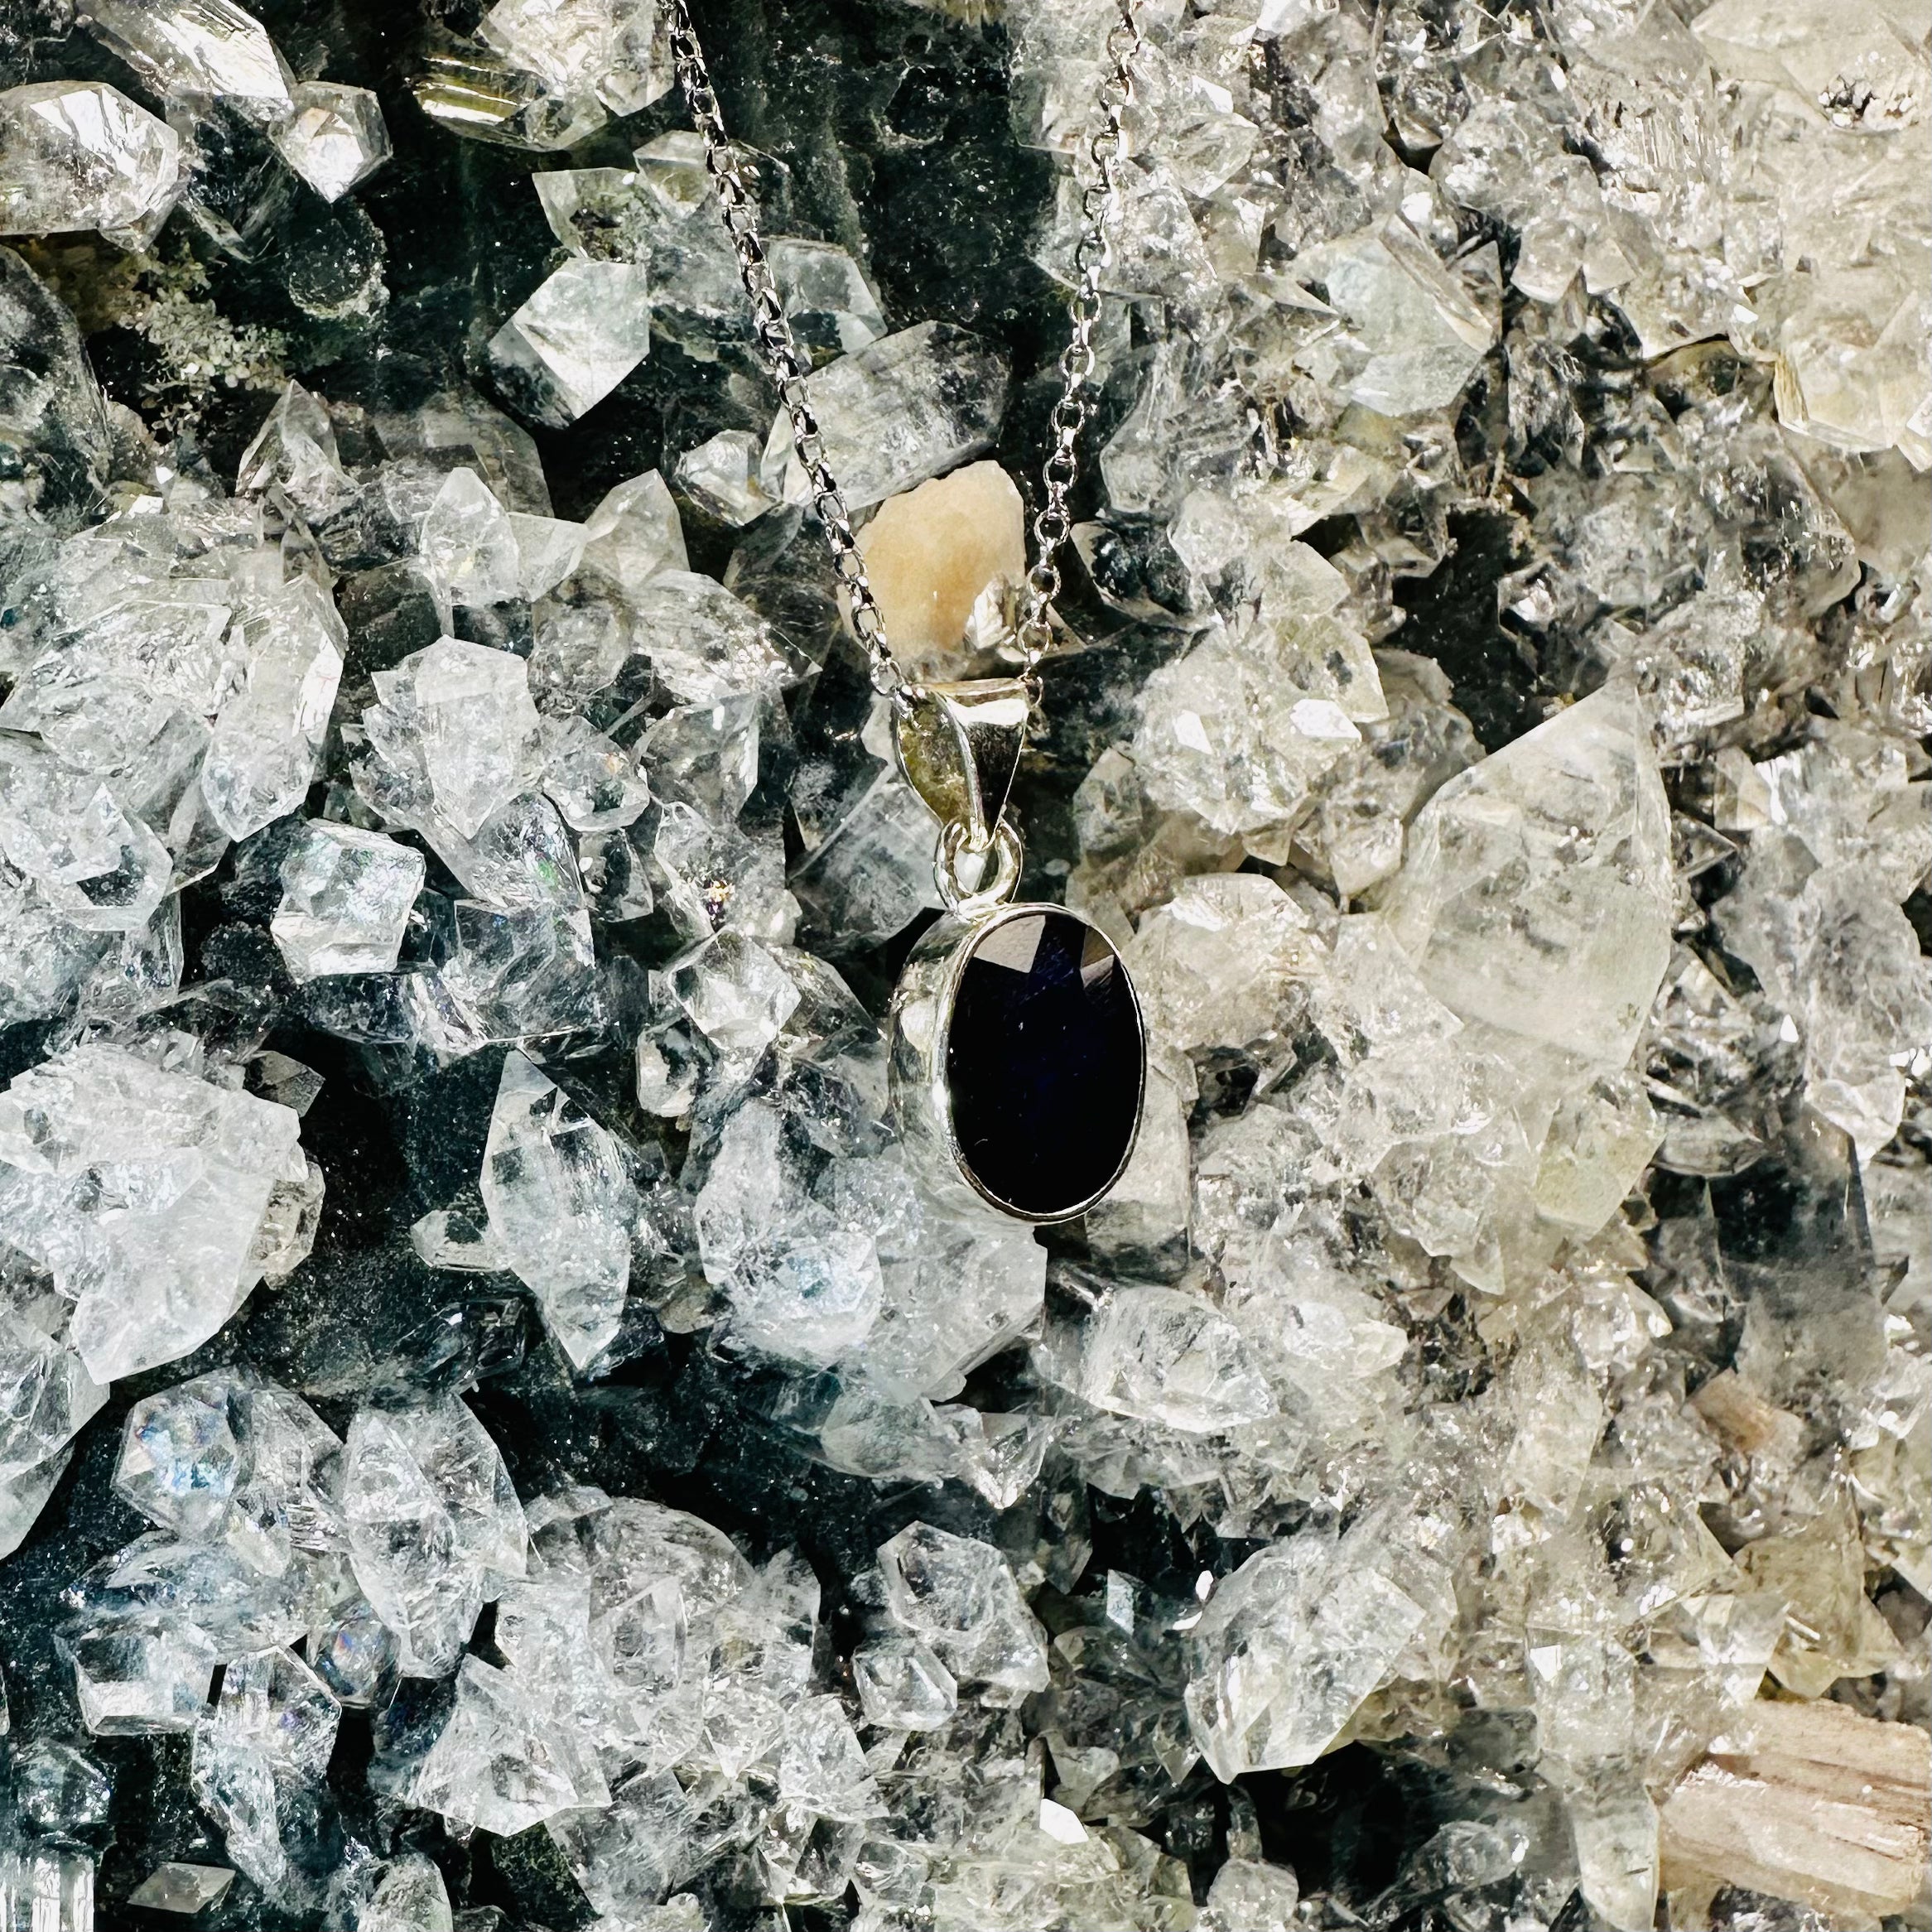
xmin=0 ymin=0 xmax=1928 ymax=1929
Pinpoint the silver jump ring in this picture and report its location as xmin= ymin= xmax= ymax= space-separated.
xmin=936 ymin=818 xmax=1024 ymax=919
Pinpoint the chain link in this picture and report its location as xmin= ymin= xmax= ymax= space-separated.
xmin=667 ymin=0 xmax=898 ymax=691
xmin=1016 ymin=2 xmax=1144 ymax=672
xmin=667 ymin=0 xmax=1143 ymax=700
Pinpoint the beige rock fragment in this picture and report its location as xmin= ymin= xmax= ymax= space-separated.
xmin=1689 ymin=1369 xmax=1804 ymax=1462
xmin=1658 ymin=1696 xmax=1930 ymax=1921
xmin=855 ymin=460 xmax=1026 ymax=680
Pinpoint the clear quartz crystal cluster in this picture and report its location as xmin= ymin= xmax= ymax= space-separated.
xmin=0 ymin=0 xmax=1928 ymax=1929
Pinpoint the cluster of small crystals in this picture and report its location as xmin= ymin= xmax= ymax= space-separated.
xmin=1 ymin=0 xmax=1929 ymax=1928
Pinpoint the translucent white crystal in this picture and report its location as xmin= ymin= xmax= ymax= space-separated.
xmin=0 ymin=736 xmax=174 ymax=934
xmin=60 ymin=1616 xmax=218 ymax=1734
xmin=404 ymin=1652 xmax=609 ymax=1832
xmin=852 ymin=1633 xmax=957 ymax=1731
xmin=667 ymin=931 xmax=802 ymax=1084
xmin=627 ymin=571 xmax=793 ymax=705
xmin=481 ymin=0 xmax=675 ymax=119
xmin=1285 ymin=216 xmax=1498 ymax=417
xmin=190 ymin=1645 xmax=341 ymax=1889
xmin=0 ymin=82 xmax=183 ymax=246
xmin=547 ymin=1771 xmax=702 ymax=1918
xmin=539 ymin=715 xmax=649 ymax=831
xmin=339 ymin=1853 xmax=452 ymax=1932
xmin=1202 ymin=1859 xmax=1298 ymax=1932
xmin=82 ymin=0 xmax=295 ymax=124
xmin=0 ymin=1302 xmax=106 ymax=1537
xmin=0 ymin=1848 xmax=94 ymax=1932
xmin=769 ymin=236 xmax=885 ymax=349
xmin=340 ymin=1400 xmax=527 ymax=1676
xmin=271 ymin=822 xmax=425 ymax=982
xmin=270 ymin=80 xmax=389 ymax=202
xmin=1725 ymin=851 xmax=1932 ymax=1162
xmin=113 ymin=1369 xmax=343 ymax=1571
xmin=114 ymin=1379 xmax=240 ymax=1541
xmin=418 ymin=466 xmax=522 ymax=615
xmin=1078 ymin=1285 xmax=1275 ymax=1435
xmin=642 ymin=697 xmax=759 ymax=821
xmin=1380 ymin=685 xmax=1675 ymax=1069
xmin=126 ymin=1865 xmax=235 ymax=1913
xmin=1185 ymin=1527 xmax=1428 ymax=1778
xmin=1127 ymin=874 xmax=1323 ymax=1056
xmin=200 ymin=576 xmax=346 ymax=842
xmin=778 ymin=1695 xmax=884 ymax=1820
xmin=235 ymin=378 xmax=357 ymax=520
xmin=761 ymin=321 xmax=1009 ymax=513
xmin=489 ymin=259 xmax=653 ymax=428
xmin=653 ymin=804 xmax=796 ymax=946
xmin=672 ymin=429 xmax=776 ymax=527
xmin=480 ymin=1050 xmax=639 ymax=1369
xmin=788 ymin=764 xmax=946 ymax=948
xmin=876 ymin=1521 xmax=1048 ymax=1697
xmin=1132 ymin=623 xmax=1376 ymax=843
xmin=409 ymin=899 xmax=602 ymax=1053
xmin=360 ymin=639 xmax=544 ymax=839
xmin=311 ymin=1597 xmax=401 ymax=1709
xmin=0 ymin=1044 xmax=304 ymax=1382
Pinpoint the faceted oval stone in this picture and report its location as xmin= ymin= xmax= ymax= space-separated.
xmin=943 ymin=906 xmax=1144 ymax=1221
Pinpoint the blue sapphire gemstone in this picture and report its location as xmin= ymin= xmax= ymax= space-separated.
xmin=944 ymin=906 xmax=1144 ymax=1221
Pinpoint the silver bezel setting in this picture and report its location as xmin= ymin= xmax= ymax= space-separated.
xmin=887 ymin=900 xmax=1147 ymax=1226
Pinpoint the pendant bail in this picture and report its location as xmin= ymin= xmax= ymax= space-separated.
xmin=892 ymin=677 xmax=1029 ymax=855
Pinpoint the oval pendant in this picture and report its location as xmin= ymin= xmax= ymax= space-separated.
xmin=889 ymin=902 xmax=1146 ymax=1224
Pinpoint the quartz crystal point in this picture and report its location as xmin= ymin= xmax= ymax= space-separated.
xmin=59 ymin=1616 xmax=219 ymax=1734
xmin=624 ymin=571 xmax=793 ymax=706
xmin=335 ymin=1853 xmax=452 ymax=1932
xmin=672 ymin=429 xmax=776 ymax=528
xmin=82 ymin=0 xmax=296 ymax=124
xmin=1379 ymin=685 xmax=1675 ymax=1069
xmin=200 ymin=576 xmax=347 ymax=842
xmin=340 ymin=1400 xmax=527 ymax=1676
xmin=852 ymin=1633 xmax=957 ymax=1731
xmin=1077 ymin=1285 xmax=1276 ymax=1435
xmin=488 ymin=258 xmax=653 ymax=427
xmin=0 ymin=1303 xmax=106 ymax=1546
xmin=1184 ymin=1526 xmax=1428 ymax=1779
xmin=480 ymin=0 xmax=675 ymax=121
xmin=760 ymin=321 xmax=1009 ymax=513
xmin=479 ymin=1050 xmax=640 ymax=1369
xmin=126 ymin=1865 xmax=235 ymax=1913
xmin=113 ymin=1368 xmax=344 ymax=1561
xmin=1284 ymin=216 xmax=1498 ymax=417
xmin=0 ymin=735 xmax=174 ymax=934
xmin=417 ymin=466 xmax=522 ymax=615
xmin=271 ymin=822 xmax=425 ymax=983
xmin=0 ymin=1044 xmax=306 ymax=1382
xmin=270 ymin=80 xmax=389 ymax=202
xmin=0 ymin=245 xmax=113 ymax=529
xmin=235 ymin=378 xmax=356 ymax=518
xmin=0 ymin=82 xmax=184 ymax=247
xmin=403 ymin=1652 xmax=609 ymax=1833
xmin=359 ymin=638 xmax=544 ymax=839
xmin=876 ymin=1521 xmax=1049 ymax=1698
xmin=190 ymin=1645 xmax=342 ymax=1890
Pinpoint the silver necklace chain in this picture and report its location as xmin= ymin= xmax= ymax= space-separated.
xmin=666 ymin=0 xmax=1146 ymax=701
